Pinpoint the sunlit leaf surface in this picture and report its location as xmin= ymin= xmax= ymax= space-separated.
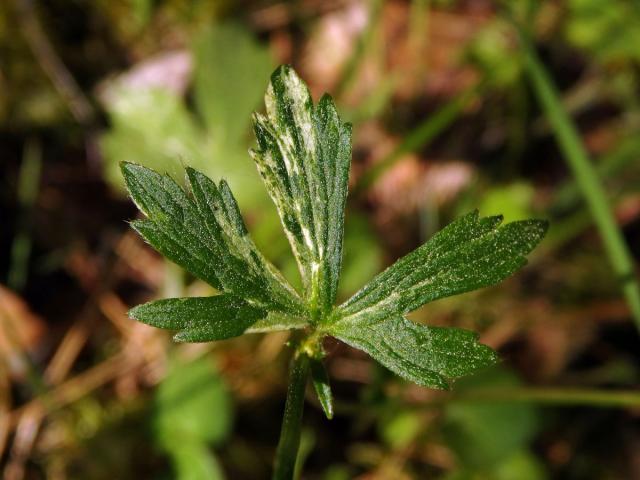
xmin=123 ymin=65 xmax=546 ymax=391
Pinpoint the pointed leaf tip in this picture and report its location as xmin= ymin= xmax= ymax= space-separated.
xmin=310 ymin=358 xmax=334 ymax=419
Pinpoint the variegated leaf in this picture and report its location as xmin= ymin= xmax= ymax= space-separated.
xmin=251 ymin=65 xmax=351 ymax=319
xmin=334 ymin=211 xmax=547 ymax=324
xmin=122 ymin=162 xmax=305 ymax=317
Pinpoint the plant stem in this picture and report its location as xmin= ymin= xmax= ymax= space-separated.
xmin=520 ymin=32 xmax=640 ymax=331
xmin=273 ymin=350 xmax=310 ymax=480
xmin=551 ymin=135 xmax=640 ymax=212
xmin=449 ymin=387 xmax=640 ymax=408
xmin=333 ymin=386 xmax=640 ymax=415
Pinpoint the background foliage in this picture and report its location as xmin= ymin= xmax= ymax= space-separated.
xmin=1 ymin=0 xmax=640 ymax=479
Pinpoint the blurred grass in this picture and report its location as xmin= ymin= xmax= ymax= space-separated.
xmin=8 ymin=139 xmax=41 ymax=291
xmin=519 ymin=26 xmax=640 ymax=329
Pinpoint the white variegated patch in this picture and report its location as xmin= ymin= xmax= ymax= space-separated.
xmin=251 ymin=66 xmax=351 ymax=319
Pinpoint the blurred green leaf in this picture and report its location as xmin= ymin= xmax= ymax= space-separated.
xmin=169 ymin=441 xmax=226 ymax=480
xmin=338 ymin=212 xmax=383 ymax=298
xmin=493 ymin=451 xmax=546 ymax=480
xmin=102 ymin=21 xmax=273 ymax=208
xmin=466 ymin=19 xmax=522 ymax=88
xmin=480 ymin=182 xmax=535 ymax=222
xmin=152 ymin=358 xmax=254 ymax=480
xmin=131 ymin=0 xmax=153 ymax=29
xmin=293 ymin=429 xmax=316 ymax=480
xmin=193 ymin=22 xmax=272 ymax=145
xmin=379 ymin=410 xmax=422 ymax=450
xmin=103 ymin=88 xmax=204 ymax=190
xmin=323 ymin=465 xmax=352 ymax=480
xmin=444 ymin=368 xmax=541 ymax=470
xmin=153 ymin=357 xmax=232 ymax=447
xmin=445 ymin=451 xmax=546 ymax=480
xmin=566 ymin=0 xmax=640 ymax=64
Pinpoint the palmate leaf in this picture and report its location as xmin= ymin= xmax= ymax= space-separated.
xmin=123 ymin=65 xmax=547 ymax=397
xmin=251 ymin=65 xmax=351 ymax=318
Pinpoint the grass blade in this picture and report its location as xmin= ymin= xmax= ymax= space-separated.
xmin=520 ymin=32 xmax=640 ymax=331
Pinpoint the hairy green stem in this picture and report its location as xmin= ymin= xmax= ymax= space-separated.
xmin=273 ymin=351 xmax=310 ymax=480
xmin=520 ymin=33 xmax=640 ymax=331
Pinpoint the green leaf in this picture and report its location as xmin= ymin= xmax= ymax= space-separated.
xmin=120 ymin=65 xmax=549 ymax=400
xmin=193 ymin=22 xmax=272 ymax=145
xmin=328 ymin=211 xmax=545 ymax=388
xmin=102 ymin=88 xmax=206 ymax=192
xmin=154 ymin=357 xmax=230 ymax=480
xmin=491 ymin=451 xmax=546 ymax=480
xmin=444 ymin=367 xmax=540 ymax=470
xmin=129 ymin=295 xmax=266 ymax=342
xmin=246 ymin=311 xmax=308 ymax=333
xmin=310 ymin=358 xmax=333 ymax=419
xmin=102 ymin=23 xmax=273 ymax=209
xmin=566 ymin=0 xmax=640 ymax=65
xmin=379 ymin=410 xmax=423 ymax=450
xmin=153 ymin=357 xmax=232 ymax=446
xmin=335 ymin=211 xmax=548 ymax=323
xmin=168 ymin=442 xmax=226 ymax=480
xmin=329 ymin=314 xmax=497 ymax=389
xmin=480 ymin=182 xmax=535 ymax=222
xmin=121 ymin=162 xmax=305 ymax=314
xmin=122 ymin=162 xmax=223 ymax=291
xmin=184 ymin=166 xmax=304 ymax=314
xmin=338 ymin=212 xmax=383 ymax=298
xmin=251 ymin=65 xmax=351 ymax=317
